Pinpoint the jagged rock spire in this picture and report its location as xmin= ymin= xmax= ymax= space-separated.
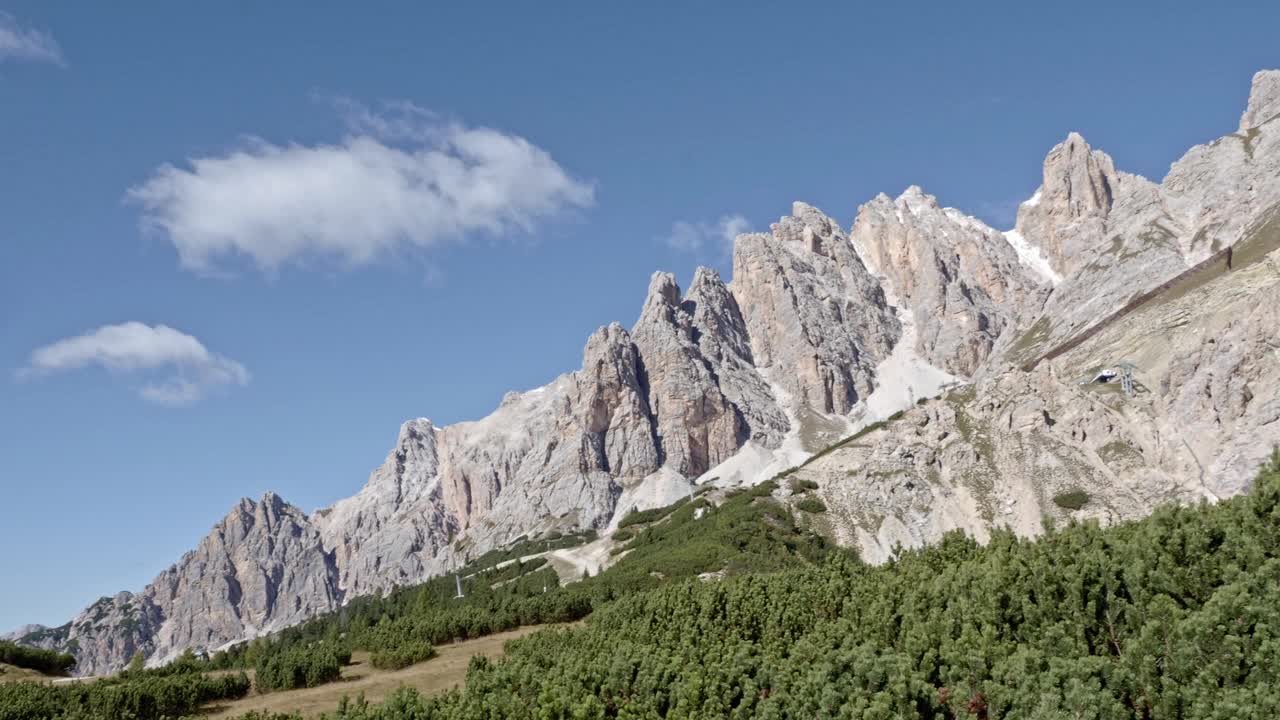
xmin=1013 ymin=132 xmax=1122 ymax=276
xmin=630 ymin=271 xmax=746 ymax=476
xmin=1240 ymin=69 xmax=1280 ymax=131
xmin=733 ymin=202 xmax=900 ymax=414
xmin=850 ymin=186 xmax=1043 ymax=376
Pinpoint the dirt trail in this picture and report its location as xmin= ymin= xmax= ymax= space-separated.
xmin=200 ymin=625 xmax=558 ymax=719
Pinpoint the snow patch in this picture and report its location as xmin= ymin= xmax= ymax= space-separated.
xmin=1003 ymin=229 xmax=1062 ymax=285
xmin=696 ymin=371 xmax=856 ymax=489
xmin=862 ymin=286 xmax=962 ymax=421
xmin=698 ymin=440 xmax=787 ymax=488
xmin=1022 ymin=189 xmax=1042 ymax=208
xmin=608 ymin=467 xmax=693 ymax=530
xmin=544 ymin=538 xmax=615 ymax=581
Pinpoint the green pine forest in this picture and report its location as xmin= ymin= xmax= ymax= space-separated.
xmin=5 ymin=450 xmax=1280 ymax=719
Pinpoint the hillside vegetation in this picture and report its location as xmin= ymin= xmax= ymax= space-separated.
xmin=208 ymin=487 xmax=825 ymax=676
xmin=0 ymin=654 xmax=249 ymax=720
xmin=233 ymin=450 xmax=1280 ymax=719
xmin=0 ymin=641 xmax=75 ymax=677
xmin=10 ymin=451 xmax=1280 ymax=718
xmin=0 ymin=487 xmax=819 ymax=720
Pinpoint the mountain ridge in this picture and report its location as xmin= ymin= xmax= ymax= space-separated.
xmin=20 ymin=68 xmax=1280 ymax=676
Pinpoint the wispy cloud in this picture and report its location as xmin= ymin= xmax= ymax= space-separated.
xmin=127 ymin=100 xmax=595 ymax=274
xmin=0 ymin=12 xmax=64 ymax=65
xmin=662 ymin=214 xmax=750 ymax=256
xmin=19 ymin=322 xmax=249 ymax=406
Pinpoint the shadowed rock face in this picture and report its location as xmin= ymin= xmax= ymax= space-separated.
xmin=25 ymin=68 xmax=1280 ymax=677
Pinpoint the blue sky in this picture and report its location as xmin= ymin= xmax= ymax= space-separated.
xmin=0 ymin=1 xmax=1275 ymax=630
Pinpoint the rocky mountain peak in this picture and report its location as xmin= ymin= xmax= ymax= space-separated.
xmin=683 ymin=267 xmax=753 ymax=362
xmin=398 ymin=417 xmax=436 ymax=441
xmin=581 ymin=321 xmax=633 ymax=366
xmin=1013 ymin=131 xmax=1123 ymax=276
xmin=226 ymin=492 xmax=297 ymax=538
xmin=2 ymin=624 xmax=48 ymax=642
xmin=896 ymin=185 xmax=938 ymax=213
xmin=1240 ymin=69 xmax=1280 ymax=131
xmin=687 ymin=264 xmax=724 ymax=292
xmin=642 ymin=271 xmax=682 ymax=309
xmin=850 ymin=186 xmax=1043 ymax=376
xmin=769 ymin=201 xmax=846 ymax=255
xmin=393 ymin=419 xmax=439 ymax=476
xmin=629 ymin=271 xmax=747 ymax=476
xmin=734 ymin=202 xmax=900 ymax=415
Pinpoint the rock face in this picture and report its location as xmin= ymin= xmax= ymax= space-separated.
xmin=630 ymin=271 xmax=748 ymax=476
xmin=798 ymin=369 xmax=1204 ymax=564
xmin=1001 ymin=69 xmax=1280 ymax=368
xmin=1240 ymin=69 xmax=1280 ymax=131
xmin=798 ymin=70 xmax=1280 ymax=565
xmin=23 ymin=68 xmax=1280 ymax=676
xmin=1014 ymin=132 xmax=1124 ymax=277
xmin=850 ymin=187 xmax=1046 ymax=375
xmin=149 ymin=493 xmax=343 ymax=658
xmin=802 ymin=206 xmax=1280 ymax=562
xmin=681 ymin=268 xmax=790 ymax=450
xmin=732 ymin=202 xmax=900 ymax=415
xmin=22 ymin=494 xmax=338 ymax=674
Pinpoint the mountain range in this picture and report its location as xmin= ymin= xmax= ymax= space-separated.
xmin=15 ymin=68 xmax=1280 ymax=677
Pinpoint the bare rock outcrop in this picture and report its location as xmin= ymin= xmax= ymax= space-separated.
xmin=732 ymin=202 xmax=900 ymax=414
xmin=851 ymin=187 xmax=1046 ymax=375
xmin=999 ymin=70 xmax=1280 ymax=367
xmin=630 ymin=272 xmax=747 ymax=476
xmin=1 ymin=624 xmax=47 ymax=642
xmin=315 ymin=269 xmax=791 ymax=599
xmin=1240 ymin=69 xmax=1280 ymax=132
xmin=683 ymin=267 xmax=790 ymax=448
xmin=316 ymin=419 xmax=458 ymax=596
xmin=38 ymin=494 xmax=340 ymax=676
xmin=798 ymin=367 xmax=1202 ymax=563
xmin=1013 ymin=132 xmax=1125 ymax=277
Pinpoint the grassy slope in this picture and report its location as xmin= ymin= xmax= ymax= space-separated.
xmin=354 ymin=450 xmax=1280 ymax=718
xmin=192 ymin=488 xmax=823 ymax=717
xmin=201 ymin=626 xmax=555 ymax=719
xmin=0 ymin=664 xmax=51 ymax=684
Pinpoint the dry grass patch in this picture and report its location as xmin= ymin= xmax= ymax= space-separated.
xmin=199 ymin=625 xmax=563 ymax=719
xmin=0 ymin=662 xmax=51 ymax=684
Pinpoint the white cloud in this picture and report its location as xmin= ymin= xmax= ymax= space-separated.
xmin=127 ymin=102 xmax=595 ymax=274
xmin=663 ymin=214 xmax=750 ymax=256
xmin=19 ymin=322 xmax=249 ymax=406
xmin=0 ymin=12 xmax=64 ymax=65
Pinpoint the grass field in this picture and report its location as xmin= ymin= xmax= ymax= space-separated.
xmin=0 ymin=662 xmax=50 ymax=684
xmin=199 ymin=625 xmax=559 ymax=718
